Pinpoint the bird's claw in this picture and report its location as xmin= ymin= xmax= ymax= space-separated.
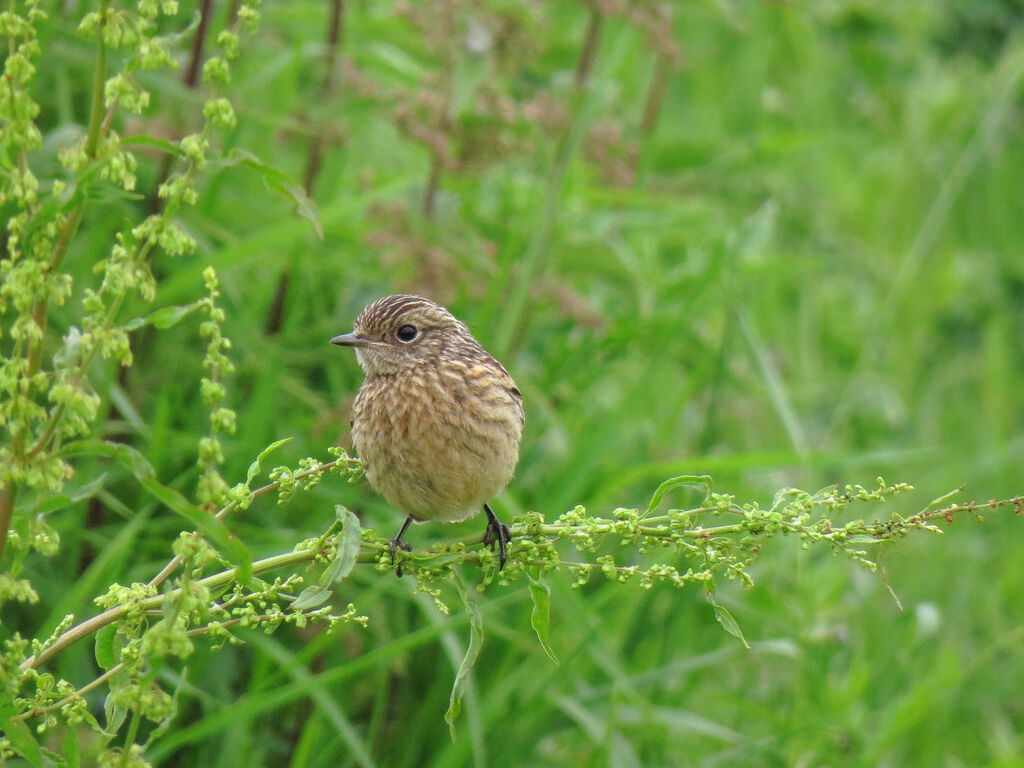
xmin=483 ymin=518 xmax=512 ymax=571
xmin=388 ymin=538 xmax=412 ymax=577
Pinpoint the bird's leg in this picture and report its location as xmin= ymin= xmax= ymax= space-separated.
xmin=389 ymin=516 xmax=414 ymax=577
xmin=482 ymin=504 xmax=512 ymax=571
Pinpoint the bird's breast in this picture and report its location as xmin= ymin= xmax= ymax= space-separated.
xmin=351 ymin=366 xmax=523 ymax=522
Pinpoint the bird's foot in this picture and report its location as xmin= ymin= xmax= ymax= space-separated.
xmin=389 ymin=517 xmax=414 ymax=577
xmin=483 ymin=505 xmax=512 ymax=571
xmin=389 ymin=539 xmax=412 ymax=577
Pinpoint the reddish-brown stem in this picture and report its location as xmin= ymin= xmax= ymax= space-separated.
xmin=148 ymin=0 xmax=214 ymax=215
xmin=575 ymin=6 xmax=603 ymax=89
xmin=301 ymin=0 xmax=345 ymax=194
xmin=0 ymin=482 xmax=16 ymax=567
xmin=640 ymin=52 xmax=671 ymax=137
xmin=267 ymin=0 xmax=345 ymax=336
xmin=184 ymin=0 xmax=214 ymax=88
xmin=422 ymin=151 xmax=442 ymax=218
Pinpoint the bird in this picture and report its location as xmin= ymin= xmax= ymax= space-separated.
xmin=331 ymin=294 xmax=524 ymax=574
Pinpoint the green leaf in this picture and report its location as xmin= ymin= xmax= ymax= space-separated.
xmin=94 ymin=623 xmax=118 ymax=669
xmin=527 ymin=567 xmax=558 ymax=663
xmin=246 ymin=437 xmax=293 ymax=486
xmin=62 ymin=724 xmax=81 ymax=768
xmin=121 ymin=133 xmax=187 ymax=157
xmin=445 ymin=572 xmax=484 ymax=740
xmin=122 ymin=301 xmax=202 ymax=332
xmin=322 ymin=506 xmax=361 ymax=584
xmin=220 ymin=149 xmax=323 ymax=239
xmin=104 ymin=692 xmax=127 ymax=737
xmin=0 ymin=707 xmax=43 ymax=767
xmin=65 ymin=440 xmax=153 ymax=479
xmin=24 ymin=472 xmax=107 ymax=515
xmin=644 ymin=474 xmax=712 ymax=517
xmin=706 ymin=591 xmax=750 ymax=649
xmin=290 ymin=585 xmax=332 ymax=610
xmin=148 ymin=302 xmax=203 ymax=329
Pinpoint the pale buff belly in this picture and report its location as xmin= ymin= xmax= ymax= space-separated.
xmin=351 ymin=375 xmax=523 ymax=523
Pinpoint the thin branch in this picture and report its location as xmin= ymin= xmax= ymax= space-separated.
xmin=575 ymin=5 xmax=603 ymax=89
xmin=19 ymin=473 xmax=1024 ymax=677
xmin=183 ymin=0 xmax=214 ymax=88
xmin=147 ymin=457 xmax=346 ymax=590
xmin=22 ymin=548 xmax=320 ymax=671
xmin=639 ymin=52 xmax=671 ymax=137
xmin=267 ymin=0 xmax=345 ymax=336
xmin=0 ymin=482 xmax=16 ymax=568
xmin=301 ymin=0 xmax=345 ymax=194
xmin=15 ymin=662 xmax=126 ymax=721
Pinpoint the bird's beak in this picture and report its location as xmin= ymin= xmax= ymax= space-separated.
xmin=330 ymin=332 xmax=370 ymax=348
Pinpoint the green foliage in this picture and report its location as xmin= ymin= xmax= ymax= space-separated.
xmin=2 ymin=0 xmax=1024 ymax=766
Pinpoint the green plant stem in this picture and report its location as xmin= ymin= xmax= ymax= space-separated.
xmin=26 ymin=9 xmax=108 ymax=374
xmin=84 ymin=21 xmax=107 ymax=160
xmin=2 ymin=23 xmax=110 ymax=566
xmin=21 ymin=489 xmax=1021 ymax=675
xmin=180 ymin=608 xmax=331 ymax=635
xmin=121 ymin=710 xmax=141 ymax=767
xmin=22 ymin=547 xmax=320 ymax=671
xmin=16 ymin=662 xmax=126 ymax=721
xmin=147 ymin=458 xmax=345 ymax=590
xmin=22 ymin=456 xmax=348 ymax=669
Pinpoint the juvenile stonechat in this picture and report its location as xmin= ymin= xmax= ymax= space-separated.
xmin=332 ymin=295 xmax=524 ymax=571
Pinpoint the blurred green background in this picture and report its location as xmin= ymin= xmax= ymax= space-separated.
xmin=9 ymin=0 xmax=1024 ymax=765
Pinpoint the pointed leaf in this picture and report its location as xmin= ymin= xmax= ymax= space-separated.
xmin=148 ymin=302 xmax=203 ymax=329
xmin=62 ymin=724 xmax=81 ymax=768
xmin=290 ymin=585 xmax=332 ymax=610
xmin=246 ymin=437 xmax=293 ymax=486
xmin=527 ymin=567 xmax=558 ymax=663
xmin=0 ymin=707 xmax=43 ymax=766
xmin=645 ymin=474 xmax=712 ymax=517
xmin=104 ymin=692 xmax=127 ymax=737
xmin=322 ymin=506 xmax=362 ymax=584
xmin=94 ymin=624 xmax=118 ymax=670
xmin=707 ymin=592 xmax=750 ymax=649
xmin=28 ymin=472 xmax=108 ymax=515
xmin=445 ymin=572 xmax=484 ymax=740
xmin=122 ymin=301 xmax=202 ymax=332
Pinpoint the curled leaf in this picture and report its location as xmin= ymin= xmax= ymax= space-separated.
xmin=527 ymin=567 xmax=558 ymax=663
xmin=322 ymin=506 xmax=362 ymax=584
xmin=445 ymin=571 xmax=484 ymax=740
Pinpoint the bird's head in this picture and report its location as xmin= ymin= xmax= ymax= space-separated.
xmin=331 ymin=294 xmax=475 ymax=375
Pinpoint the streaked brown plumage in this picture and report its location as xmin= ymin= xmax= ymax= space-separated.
xmin=331 ymin=295 xmax=524 ymax=571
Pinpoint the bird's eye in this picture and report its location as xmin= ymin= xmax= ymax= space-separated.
xmin=396 ymin=325 xmax=418 ymax=342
